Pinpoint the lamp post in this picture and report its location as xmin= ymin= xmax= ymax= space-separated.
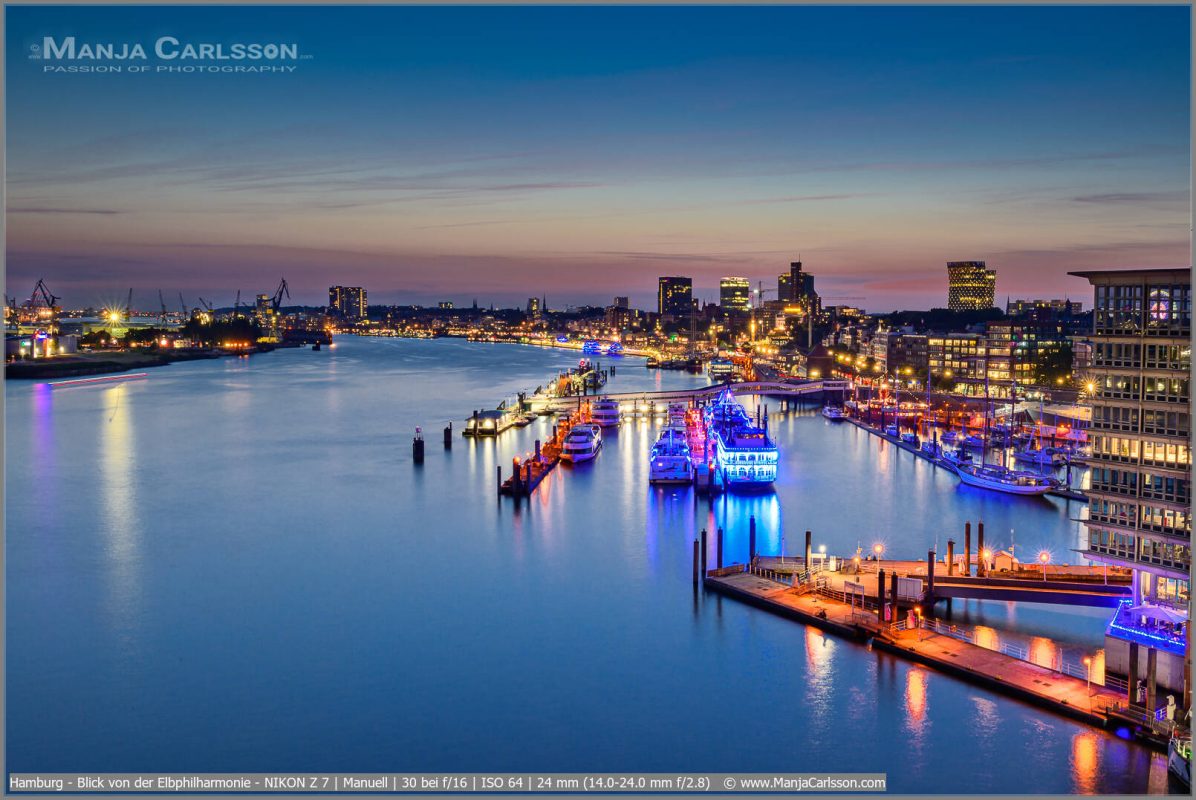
xmin=873 ymin=542 xmax=885 ymax=568
xmin=980 ymin=547 xmax=992 ymax=576
xmin=1038 ymin=550 xmax=1050 ymax=581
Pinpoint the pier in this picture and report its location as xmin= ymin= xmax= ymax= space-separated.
xmin=703 ymin=565 xmax=1157 ymax=744
xmin=497 ymin=404 xmax=591 ymax=498
xmin=530 ymin=378 xmax=847 ymax=413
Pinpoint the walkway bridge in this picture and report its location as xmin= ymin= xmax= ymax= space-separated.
xmin=531 ymin=379 xmax=849 ymax=413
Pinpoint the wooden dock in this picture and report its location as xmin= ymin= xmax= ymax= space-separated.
xmin=704 ymin=567 xmax=1166 ymax=747
xmin=498 ymin=405 xmax=588 ymax=498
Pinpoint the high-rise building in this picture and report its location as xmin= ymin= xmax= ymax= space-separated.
xmin=1071 ymin=267 xmax=1190 ymax=709
xmin=784 ymin=260 xmax=821 ymax=315
xmin=657 ymin=277 xmax=693 ymax=317
xmin=526 ymin=297 xmax=541 ymax=317
xmin=946 ymin=261 xmax=996 ymax=311
xmin=719 ymin=277 xmax=751 ymax=311
xmin=1006 ymin=298 xmax=1083 ymax=316
xmin=329 ymin=286 xmax=368 ymax=320
xmin=777 ymin=272 xmax=793 ymax=304
xmin=613 ymin=296 xmax=630 ymax=309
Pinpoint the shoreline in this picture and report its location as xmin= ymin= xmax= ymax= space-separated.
xmin=3 ymin=342 xmax=300 ymax=381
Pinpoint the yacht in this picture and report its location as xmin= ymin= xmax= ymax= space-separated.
xmin=884 ymin=424 xmax=900 ymax=438
xmin=649 ymin=428 xmax=693 ymax=484
xmin=560 ymin=423 xmax=603 ymax=463
xmin=708 ymin=358 xmax=735 ymax=380
xmin=590 ymin=398 xmax=621 ymax=428
xmin=940 ymin=430 xmax=961 ymax=445
xmin=901 ymin=432 xmax=920 ymax=447
xmin=956 ymin=463 xmax=1053 ymax=495
xmin=821 ymin=405 xmax=847 ymax=420
xmin=1012 ymin=446 xmax=1063 ymax=467
xmin=1169 ymin=735 xmax=1191 ymax=790
xmin=960 ymin=434 xmax=986 ymax=449
xmin=942 ymin=448 xmax=975 ymax=469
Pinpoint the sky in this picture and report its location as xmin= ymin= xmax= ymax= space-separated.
xmin=4 ymin=5 xmax=1191 ymax=312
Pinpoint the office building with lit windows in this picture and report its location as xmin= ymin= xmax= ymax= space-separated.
xmin=719 ymin=277 xmax=751 ymax=312
xmin=329 ymin=286 xmax=368 ymax=320
xmin=657 ymin=277 xmax=693 ymax=317
xmin=946 ymin=261 xmax=996 ymax=311
xmin=1072 ymin=268 xmax=1191 ymax=705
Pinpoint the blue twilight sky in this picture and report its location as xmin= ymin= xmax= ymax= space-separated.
xmin=4 ymin=5 xmax=1191 ymax=311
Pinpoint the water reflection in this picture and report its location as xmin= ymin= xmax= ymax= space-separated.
xmin=98 ymin=384 xmax=142 ymax=635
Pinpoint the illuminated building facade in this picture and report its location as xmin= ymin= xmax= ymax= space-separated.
xmin=657 ymin=277 xmax=693 ymax=317
xmin=946 ymin=261 xmax=996 ymax=311
xmin=1072 ymin=268 xmax=1191 ymax=704
xmin=329 ymin=286 xmax=368 ymax=321
xmin=719 ymin=277 xmax=751 ymax=311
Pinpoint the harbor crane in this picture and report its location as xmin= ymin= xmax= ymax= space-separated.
xmin=123 ymin=288 xmax=134 ymax=319
xmin=178 ymin=292 xmax=189 ymax=317
xmin=198 ymin=297 xmax=214 ymax=312
xmin=234 ymin=290 xmax=242 ymax=316
xmin=158 ymin=290 xmax=170 ymax=325
xmin=270 ymin=277 xmax=290 ymax=312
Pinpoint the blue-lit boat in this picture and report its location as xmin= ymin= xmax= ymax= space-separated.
xmin=649 ymin=428 xmax=693 ymax=484
xmin=705 ymin=389 xmax=778 ymax=489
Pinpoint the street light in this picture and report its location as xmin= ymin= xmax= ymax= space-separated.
xmin=980 ymin=548 xmax=992 ymax=575
xmin=1083 ymin=656 xmax=1092 ymax=702
xmin=873 ymin=543 xmax=885 ymax=568
xmin=1038 ymin=550 xmax=1050 ymax=581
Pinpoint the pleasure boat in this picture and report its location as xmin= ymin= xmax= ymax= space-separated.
xmin=884 ymin=424 xmax=900 ymax=438
xmin=1169 ymin=735 xmax=1191 ymax=789
xmin=960 ymin=434 xmax=986 ymax=449
xmin=649 ymin=428 xmax=693 ymax=484
xmin=1013 ymin=446 xmax=1063 ymax=467
xmin=560 ymin=423 xmax=603 ymax=463
xmin=708 ymin=358 xmax=735 ymax=379
xmin=706 ymin=389 xmax=778 ymax=489
xmin=942 ymin=448 xmax=975 ymax=469
xmin=940 ymin=430 xmax=961 ymax=445
xmin=921 ymin=440 xmax=944 ymax=459
xmin=821 ymin=405 xmax=847 ymax=420
xmin=901 ymin=432 xmax=920 ymax=447
xmin=590 ymin=398 xmax=621 ymax=428
xmin=956 ymin=463 xmax=1053 ymax=495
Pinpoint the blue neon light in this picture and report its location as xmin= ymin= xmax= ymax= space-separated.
xmin=1106 ymin=599 xmax=1187 ymax=656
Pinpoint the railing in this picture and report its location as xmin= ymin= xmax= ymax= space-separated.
xmin=919 ymin=618 xmax=1118 ymax=690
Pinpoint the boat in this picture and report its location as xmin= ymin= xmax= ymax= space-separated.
xmin=942 ymin=448 xmax=974 ymax=469
xmin=512 ymin=414 xmax=533 ymax=428
xmin=1169 ymin=735 xmax=1191 ymax=789
xmin=708 ymin=358 xmax=735 ymax=379
xmin=649 ymin=428 xmax=693 ymax=484
xmin=956 ymin=463 xmax=1053 ymax=495
xmin=464 ymin=406 xmax=519 ymax=436
xmin=940 ymin=430 xmax=960 ymax=445
xmin=821 ymin=405 xmax=847 ymax=420
xmin=961 ymin=434 xmax=986 ymax=449
xmin=884 ymin=424 xmax=900 ymax=438
xmin=901 ymin=432 xmax=920 ymax=447
xmin=1013 ymin=447 xmax=1063 ymax=467
xmin=560 ymin=423 xmax=603 ymax=463
xmin=590 ymin=398 xmax=621 ymax=428
xmin=646 ymin=356 xmax=660 ymax=369
xmin=666 ymin=402 xmax=688 ymax=428
xmin=705 ymin=389 xmax=778 ymax=488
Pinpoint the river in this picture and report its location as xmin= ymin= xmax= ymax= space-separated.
xmin=4 ymin=336 xmax=1173 ymax=793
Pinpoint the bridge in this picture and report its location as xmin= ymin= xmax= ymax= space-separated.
xmin=530 ymin=379 xmax=849 ymax=412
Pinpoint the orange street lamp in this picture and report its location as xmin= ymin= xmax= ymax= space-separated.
xmin=1038 ymin=550 xmax=1050 ymax=581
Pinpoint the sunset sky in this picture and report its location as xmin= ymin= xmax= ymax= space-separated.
xmin=5 ymin=5 xmax=1191 ymax=311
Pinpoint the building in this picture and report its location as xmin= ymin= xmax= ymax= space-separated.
xmin=329 ymin=286 xmax=368 ymax=320
xmin=719 ymin=277 xmax=751 ymax=312
xmin=657 ymin=277 xmax=693 ymax=317
xmin=613 ymin=296 xmax=629 ymax=309
xmin=947 ymin=261 xmax=997 ymax=311
xmin=928 ymin=333 xmax=987 ymax=388
xmin=526 ymin=297 xmax=542 ymax=317
xmin=1071 ymin=268 xmax=1190 ymax=708
xmin=1007 ymin=298 xmax=1083 ymax=317
xmin=438 ymin=301 xmax=454 ymax=310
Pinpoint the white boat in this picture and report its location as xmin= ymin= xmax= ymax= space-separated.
xmin=649 ymin=428 xmax=693 ymax=484
xmin=942 ymin=448 xmax=974 ymax=469
xmin=590 ymin=398 xmax=621 ymax=428
xmin=561 ymin=423 xmax=603 ymax=463
xmin=960 ymin=434 xmax=986 ymax=449
xmin=1169 ymin=735 xmax=1191 ymax=789
xmin=821 ymin=405 xmax=847 ymax=420
xmin=901 ymin=432 xmax=920 ymax=447
xmin=940 ymin=430 xmax=961 ymax=445
xmin=956 ymin=463 xmax=1053 ymax=495
xmin=921 ymin=441 xmax=944 ymax=458
xmin=708 ymin=358 xmax=735 ymax=379
xmin=667 ymin=402 xmax=688 ymax=427
xmin=1013 ymin=447 xmax=1063 ymax=467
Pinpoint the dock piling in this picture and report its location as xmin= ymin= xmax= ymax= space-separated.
xmin=749 ymin=515 xmax=757 ymax=566
xmin=877 ymin=569 xmax=887 ymax=622
xmin=717 ymin=527 xmax=724 ymax=569
xmin=692 ymin=539 xmax=700 ymax=586
xmin=978 ymin=521 xmax=986 ymax=577
xmin=947 ymin=539 xmax=955 ymax=576
xmin=964 ymin=522 xmax=972 ymax=577
xmin=413 ymin=430 xmax=425 ymax=464
xmin=926 ymin=550 xmax=936 ymax=609
xmin=444 ymin=422 xmax=453 ymax=449
xmin=497 ymin=465 xmax=502 ymax=496
xmin=890 ymin=571 xmax=899 ymax=619
xmin=804 ymin=530 xmax=812 ymax=572
xmin=700 ymin=529 xmax=708 ymax=575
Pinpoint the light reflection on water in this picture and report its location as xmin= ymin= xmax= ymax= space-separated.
xmin=4 ymin=337 xmax=1173 ymax=793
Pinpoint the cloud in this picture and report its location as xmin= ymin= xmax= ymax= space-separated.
xmin=7 ymin=207 xmax=124 ymax=215
xmin=1071 ymin=191 xmax=1189 ymax=205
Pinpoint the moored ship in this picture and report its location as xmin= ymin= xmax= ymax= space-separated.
xmin=560 ymin=423 xmax=603 ymax=463
xmin=649 ymin=428 xmax=693 ymax=484
xmin=705 ymin=389 xmax=778 ymax=489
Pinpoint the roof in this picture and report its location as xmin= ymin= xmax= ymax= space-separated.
xmin=1068 ymin=268 xmax=1191 ymax=284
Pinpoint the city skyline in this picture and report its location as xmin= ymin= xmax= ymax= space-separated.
xmin=5 ymin=5 xmax=1191 ymax=311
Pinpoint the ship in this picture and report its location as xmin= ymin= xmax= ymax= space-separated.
xmin=821 ymin=405 xmax=847 ymax=420
xmin=649 ymin=428 xmax=693 ymax=484
xmin=705 ymin=389 xmax=778 ymax=489
xmin=956 ymin=463 xmax=1053 ymax=495
xmin=560 ymin=423 xmax=602 ymax=463
xmin=590 ymin=398 xmax=621 ymax=427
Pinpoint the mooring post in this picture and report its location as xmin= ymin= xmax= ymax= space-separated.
xmin=964 ymin=521 xmax=972 ymax=577
xmin=413 ymin=432 xmax=424 ymax=464
xmin=749 ymin=515 xmax=757 ymax=566
xmin=926 ymin=550 xmax=936 ymax=609
xmin=497 ymin=465 xmax=502 ymax=496
xmin=700 ymin=528 xmax=708 ymax=576
xmin=692 ymin=539 xmax=700 ymax=587
xmin=717 ymin=527 xmax=724 ymax=569
xmin=947 ymin=539 xmax=955 ymax=576
xmin=444 ymin=422 xmax=452 ymax=449
xmin=890 ymin=570 xmax=900 ymax=618
xmin=534 ymin=439 xmax=541 ymax=462
xmin=977 ymin=521 xmax=986 ymax=577
xmin=877 ymin=569 xmax=887 ymax=623
xmin=804 ymin=530 xmax=812 ymax=573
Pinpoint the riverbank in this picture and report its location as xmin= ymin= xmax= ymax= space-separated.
xmin=4 ymin=343 xmax=299 ymax=380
